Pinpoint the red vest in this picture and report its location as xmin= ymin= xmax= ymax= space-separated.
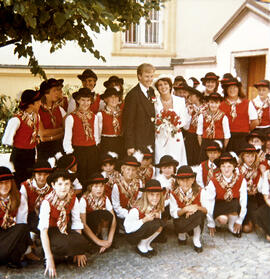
xmin=13 ymin=115 xmax=39 ymax=149
xmin=90 ymin=95 xmax=101 ymax=114
xmin=0 ymin=195 xmax=19 ymax=227
xmin=201 ymin=161 xmax=218 ymax=186
xmin=171 ymin=189 xmax=201 ymax=209
xmin=84 ymin=196 xmax=107 ymax=213
xmin=239 ymin=166 xmax=261 ymax=195
xmin=22 ymin=180 xmax=51 ymax=213
xmin=116 ymin=184 xmax=139 ymax=210
xmin=202 ymin=113 xmax=225 ymax=139
xmin=136 ymin=208 xmax=146 ymax=220
xmin=71 ymin=113 xmax=96 ymax=146
xmin=252 ymin=102 xmax=270 ymax=127
xmin=39 ymin=105 xmax=63 ymax=129
xmin=211 ymin=173 xmax=244 ymax=200
xmin=101 ymin=110 xmax=122 ymax=136
xmin=48 ymin=195 xmax=76 ymax=228
xmin=220 ymin=99 xmax=250 ymax=133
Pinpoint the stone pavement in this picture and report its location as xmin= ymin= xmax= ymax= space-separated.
xmin=1 ymin=222 xmax=270 ymax=279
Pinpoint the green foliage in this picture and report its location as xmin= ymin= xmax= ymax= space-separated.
xmin=0 ymin=0 xmax=164 ymax=79
xmin=0 ymin=94 xmax=19 ymax=153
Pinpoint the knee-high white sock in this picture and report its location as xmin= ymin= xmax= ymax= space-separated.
xmin=101 ymin=227 xmax=108 ymax=240
xmin=137 ymin=239 xmax=148 ymax=253
xmin=178 ymin=233 xmax=186 ymax=241
xmin=228 ymin=215 xmax=238 ymax=233
xmin=193 ymin=226 xmax=202 ymax=248
xmin=146 ymin=231 xmax=161 ymax=251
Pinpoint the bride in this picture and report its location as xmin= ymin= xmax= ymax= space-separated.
xmin=154 ymin=74 xmax=190 ymax=168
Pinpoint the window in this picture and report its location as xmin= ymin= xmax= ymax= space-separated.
xmin=124 ymin=8 xmax=163 ymax=47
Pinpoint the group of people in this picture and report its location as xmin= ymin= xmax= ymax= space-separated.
xmin=1 ymin=63 xmax=270 ymax=277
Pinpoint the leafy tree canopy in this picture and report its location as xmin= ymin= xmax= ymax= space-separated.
xmin=0 ymin=0 xmax=164 ymax=79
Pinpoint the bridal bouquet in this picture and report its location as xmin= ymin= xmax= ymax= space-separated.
xmin=155 ymin=110 xmax=182 ymax=141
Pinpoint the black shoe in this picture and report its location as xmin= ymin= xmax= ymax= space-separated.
xmin=232 ymin=231 xmax=242 ymax=238
xmin=7 ymin=261 xmax=24 ymax=269
xmin=178 ymin=239 xmax=187 ymax=246
xmin=135 ymin=247 xmax=152 ymax=258
xmin=193 ymin=245 xmax=203 ymax=253
xmin=148 ymin=249 xmax=158 ymax=256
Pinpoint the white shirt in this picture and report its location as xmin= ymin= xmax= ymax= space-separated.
xmin=248 ymin=101 xmax=259 ymax=121
xmin=1 ymin=117 xmax=20 ymax=146
xmin=38 ymin=198 xmax=83 ymax=231
xmin=261 ymin=170 xmax=270 ymax=195
xmin=201 ymin=174 xmax=247 ymax=228
xmin=63 ymin=114 xmax=100 ymax=154
xmin=111 ymin=180 xmax=142 ymax=219
xmin=196 ymin=113 xmax=231 ymax=139
xmin=16 ymin=194 xmax=28 ymax=224
xmin=124 ymin=207 xmax=162 ymax=234
xmin=79 ymin=196 xmax=113 ymax=214
xmin=169 ymin=188 xmax=203 ymax=219
xmin=139 ymin=83 xmax=149 ymax=99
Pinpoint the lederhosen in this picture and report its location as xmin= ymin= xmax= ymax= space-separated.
xmin=37 ymin=105 xmax=64 ymax=161
xmin=125 ymin=208 xmax=165 ymax=245
xmin=71 ymin=112 xmax=99 ymax=187
xmin=100 ymin=107 xmax=124 ymax=159
xmin=211 ymin=172 xmax=243 ymax=218
xmin=171 ymin=189 xmax=205 ymax=233
xmin=220 ymin=99 xmax=250 ymax=153
xmin=0 ymin=194 xmax=31 ymax=265
xmin=46 ymin=194 xmax=89 ymax=257
xmin=10 ymin=114 xmax=39 ymax=186
xmin=22 ymin=179 xmax=51 ymax=234
xmin=185 ymin=103 xmax=206 ymax=165
xmin=239 ymin=165 xmax=264 ymax=225
xmin=82 ymin=195 xmax=113 ymax=235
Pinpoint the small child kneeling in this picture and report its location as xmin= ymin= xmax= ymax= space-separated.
xmin=38 ymin=170 xmax=89 ymax=278
xmin=124 ymin=179 xmax=165 ymax=258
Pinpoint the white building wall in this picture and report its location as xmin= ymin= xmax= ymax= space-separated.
xmin=216 ymin=11 xmax=270 ymax=78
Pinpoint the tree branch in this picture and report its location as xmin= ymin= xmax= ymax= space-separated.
xmin=0 ymin=39 xmax=20 ymax=48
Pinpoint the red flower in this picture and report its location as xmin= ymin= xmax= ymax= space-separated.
xmin=176 ymin=139 xmax=180 ymax=142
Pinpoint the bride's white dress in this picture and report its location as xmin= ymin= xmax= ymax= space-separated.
xmin=155 ymin=95 xmax=190 ymax=167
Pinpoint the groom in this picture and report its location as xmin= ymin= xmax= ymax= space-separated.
xmin=123 ymin=63 xmax=156 ymax=156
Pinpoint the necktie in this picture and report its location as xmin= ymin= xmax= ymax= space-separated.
xmin=147 ymin=89 xmax=152 ymax=100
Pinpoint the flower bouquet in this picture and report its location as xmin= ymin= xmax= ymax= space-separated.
xmin=155 ymin=109 xmax=182 ymax=142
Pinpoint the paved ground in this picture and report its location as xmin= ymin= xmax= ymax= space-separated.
xmin=0 ymin=222 xmax=269 ymax=279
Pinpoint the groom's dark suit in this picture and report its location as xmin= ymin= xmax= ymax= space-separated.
xmin=123 ymin=83 xmax=155 ymax=152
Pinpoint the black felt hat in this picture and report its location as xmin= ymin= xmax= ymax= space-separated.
xmin=214 ymin=152 xmax=237 ymax=168
xmin=155 ymin=155 xmax=179 ymax=168
xmin=77 ymin=69 xmax=98 ymax=81
xmin=83 ymin=172 xmax=108 ymax=186
xmin=18 ymin=89 xmax=43 ymax=109
xmin=57 ymin=154 xmax=77 ymax=171
xmin=173 ymin=165 xmax=196 ymax=179
xmin=100 ymin=88 xmax=121 ymax=100
xmin=254 ymin=80 xmax=270 ymax=89
xmin=238 ymin=143 xmax=258 ymax=154
xmin=0 ymin=167 xmax=14 ymax=182
xmin=220 ymin=73 xmax=234 ymax=86
xmin=189 ymin=77 xmax=200 ymax=87
xmin=139 ymin=179 xmax=165 ymax=192
xmin=206 ymin=92 xmax=223 ymax=102
xmin=121 ymin=156 xmax=141 ymax=167
xmin=201 ymin=72 xmax=219 ymax=85
xmin=40 ymin=78 xmax=60 ymax=94
xmin=221 ymin=77 xmax=242 ymax=89
xmin=205 ymin=141 xmax=222 ymax=152
xmin=72 ymin=88 xmax=92 ymax=100
xmin=185 ymin=85 xmax=203 ymax=99
xmin=246 ymin=130 xmax=266 ymax=143
xmin=103 ymin=76 xmax=124 ymax=88
xmin=100 ymin=152 xmax=118 ymax=165
xmin=30 ymin=160 xmax=54 ymax=173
